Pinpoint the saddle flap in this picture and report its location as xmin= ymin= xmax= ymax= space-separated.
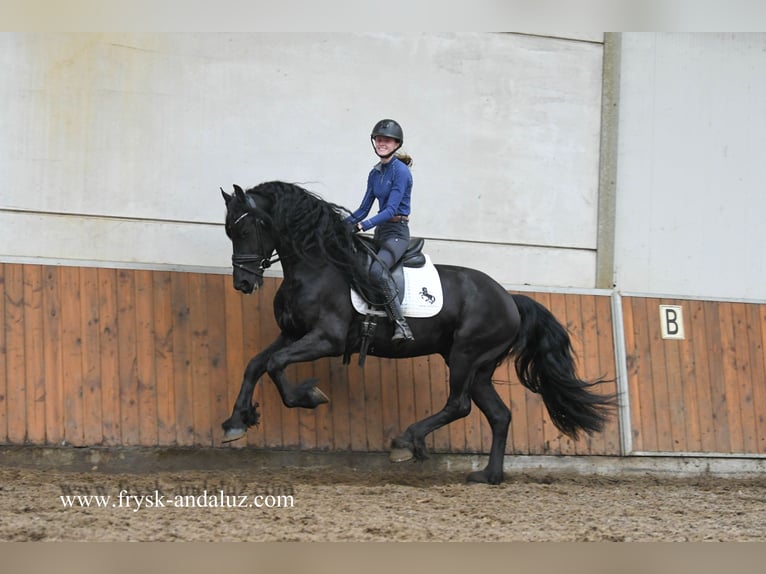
xmin=351 ymin=254 xmax=443 ymax=318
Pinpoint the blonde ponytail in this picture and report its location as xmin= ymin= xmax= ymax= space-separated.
xmin=395 ymin=152 xmax=413 ymax=167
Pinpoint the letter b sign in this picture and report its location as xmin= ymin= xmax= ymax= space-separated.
xmin=659 ymin=305 xmax=685 ymax=340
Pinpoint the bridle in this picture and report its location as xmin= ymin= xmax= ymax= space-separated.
xmin=230 ymin=211 xmax=280 ymax=278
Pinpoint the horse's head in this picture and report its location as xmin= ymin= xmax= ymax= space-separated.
xmin=222 ymin=184 xmax=277 ymax=294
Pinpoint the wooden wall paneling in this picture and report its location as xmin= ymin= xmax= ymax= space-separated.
xmin=734 ymin=303 xmax=764 ymax=453
xmin=170 ymin=271 xmax=194 ymax=446
xmin=135 ymin=270 xmax=158 ymax=446
xmin=79 ymin=267 xmax=104 ymax=445
xmin=60 ymin=266 xmax=85 ymax=446
xmin=23 ymin=265 xmax=46 ymax=443
xmin=97 ymin=268 xmax=120 ymax=445
xmin=703 ymin=301 xmax=730 ymax=452
xmin=0 ymin=264 xmax=7 ymax=442
xmin=115 ymin=269 xmax=139 ymax=445
xmin=347 ymin=363 xmax=368 ymax=452
xmin=688 ymin=300 xmax=716 ymax=452
xmin=10 ymin=260 xmax=766 ymax=458
xmin=4 ymin=264 xmax=26 ymax=443
xmin=633 ymin=299 xmax=664 ymax=451
xmin=329 ymin=357 xmax=351 ymax=451
xmin=719 ymin=302 xmax=744 ymax=452
xmin=754 ymin=304 xmax=766 ymax=453
xmin=660 ymin=299 xmax=687 ymax=452
xmin=188 ymin=273 xmax=212 ymax=446
xmin=206 ymin=274 xmax=231 ymax=448
xmin=720 ymin=303 xmax=744 ymax=452
xmin=584 ymin=295 xmax=614 ymax=454
xmin=678 ymin=299 xmax=703 ymax=452
xmin=153 ymin=270 xmax=177 ymax=445
xmin=360 ymin=358 xmax=383 ymax=451
xmin=645 ymin=298 xmax=673 ymax=451
xmin=730 ymin=302 xmax=758 ymax=453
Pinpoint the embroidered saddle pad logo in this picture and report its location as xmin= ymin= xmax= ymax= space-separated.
xmin=350 ymin=254 xmax=443 ymax=318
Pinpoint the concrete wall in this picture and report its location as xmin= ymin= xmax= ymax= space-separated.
xmin=613 ymin=33 xmax=766 ymax=301
xmin=1 ymin=33 xmax=604 ymax=287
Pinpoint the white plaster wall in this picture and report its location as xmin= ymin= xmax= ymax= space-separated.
xmin=614 ymin=33 xmax=766 ymax=300
xmin=1 ymin=33 xmax=603 ymax=287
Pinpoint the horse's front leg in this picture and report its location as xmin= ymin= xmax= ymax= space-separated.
xmin=222 ymin=335 xmax=289 ymax=442
xmin=265 ymin=329 xmax=345 ymax=408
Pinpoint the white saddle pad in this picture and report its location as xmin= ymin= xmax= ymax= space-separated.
xmin=350 ymin=254 xmax=443 ymax=318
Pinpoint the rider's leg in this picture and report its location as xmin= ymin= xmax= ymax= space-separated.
xmin=370 ymin=235 xmax=414 ymax=343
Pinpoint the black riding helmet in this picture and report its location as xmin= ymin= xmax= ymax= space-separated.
xmin=370 ymin=119 xmax=403 ymax=158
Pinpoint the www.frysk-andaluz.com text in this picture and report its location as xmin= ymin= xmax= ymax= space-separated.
xmin=59 ymin=480 xmax=295 ymax=511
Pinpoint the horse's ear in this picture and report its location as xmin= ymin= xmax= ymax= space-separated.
xmin=221 ymin=187 xmax=233 ymax=205
xmin=233 ymin=184 xmax=246 ymax=204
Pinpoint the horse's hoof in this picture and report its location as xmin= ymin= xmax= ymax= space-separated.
xmin=222 ymin=428 xmax=247 ymax=443
xmin=389 ymin=447 xmax=414 ymax=463
xmin=466 ymin=470 xmax=502 ymax=485
xmin=310 ymin=386 xmax=330 ymax=405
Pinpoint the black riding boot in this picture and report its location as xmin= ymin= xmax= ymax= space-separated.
xmin=381 ymin=275 xmax=414 ymax=343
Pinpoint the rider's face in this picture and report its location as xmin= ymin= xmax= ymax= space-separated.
xmin=373 ymin=135 xmax=398 ymax=157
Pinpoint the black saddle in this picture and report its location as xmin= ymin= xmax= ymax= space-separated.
xmin=356 ymin=236 xmax=426 ymax=304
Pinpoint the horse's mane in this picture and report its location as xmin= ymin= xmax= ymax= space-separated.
xmin=246 ymin=181 xmax=381 ymax=298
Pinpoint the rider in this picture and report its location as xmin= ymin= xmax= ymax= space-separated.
xmin=345 ymin=119 xmax=415 ymax=343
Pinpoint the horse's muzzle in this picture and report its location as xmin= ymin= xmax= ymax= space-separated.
xmin=234 ymin=275 xmax=261 ymax=294
xmin=232 ymin=254 xmax=267 ymax=294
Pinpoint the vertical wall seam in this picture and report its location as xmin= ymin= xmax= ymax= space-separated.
xmin=595 ymin=32 xmax=622 ymax=289
xmin=611 ymin=290 xmax=633 ymax=455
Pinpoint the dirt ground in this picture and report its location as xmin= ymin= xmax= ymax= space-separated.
xmin=2 ymin=462 xmax=766 ymax=542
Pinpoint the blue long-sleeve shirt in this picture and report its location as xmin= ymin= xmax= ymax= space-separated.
xmin=346 ymin=157 xmax=412 ymax=232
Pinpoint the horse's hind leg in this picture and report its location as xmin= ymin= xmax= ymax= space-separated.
xmin=465 ymin=367 xmax=511 ymax=485
xmin=390 ymin=353 xmax=474 ymax=462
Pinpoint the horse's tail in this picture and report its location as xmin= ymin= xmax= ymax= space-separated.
xmin=509 ymin=294 xmax=616 ymax=439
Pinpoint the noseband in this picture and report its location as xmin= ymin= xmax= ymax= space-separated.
xmin=231 ymin=211 xmax=280 ymax=277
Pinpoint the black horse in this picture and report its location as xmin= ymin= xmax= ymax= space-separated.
xmin=220 ymin=181 xmax=615 ymax=484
